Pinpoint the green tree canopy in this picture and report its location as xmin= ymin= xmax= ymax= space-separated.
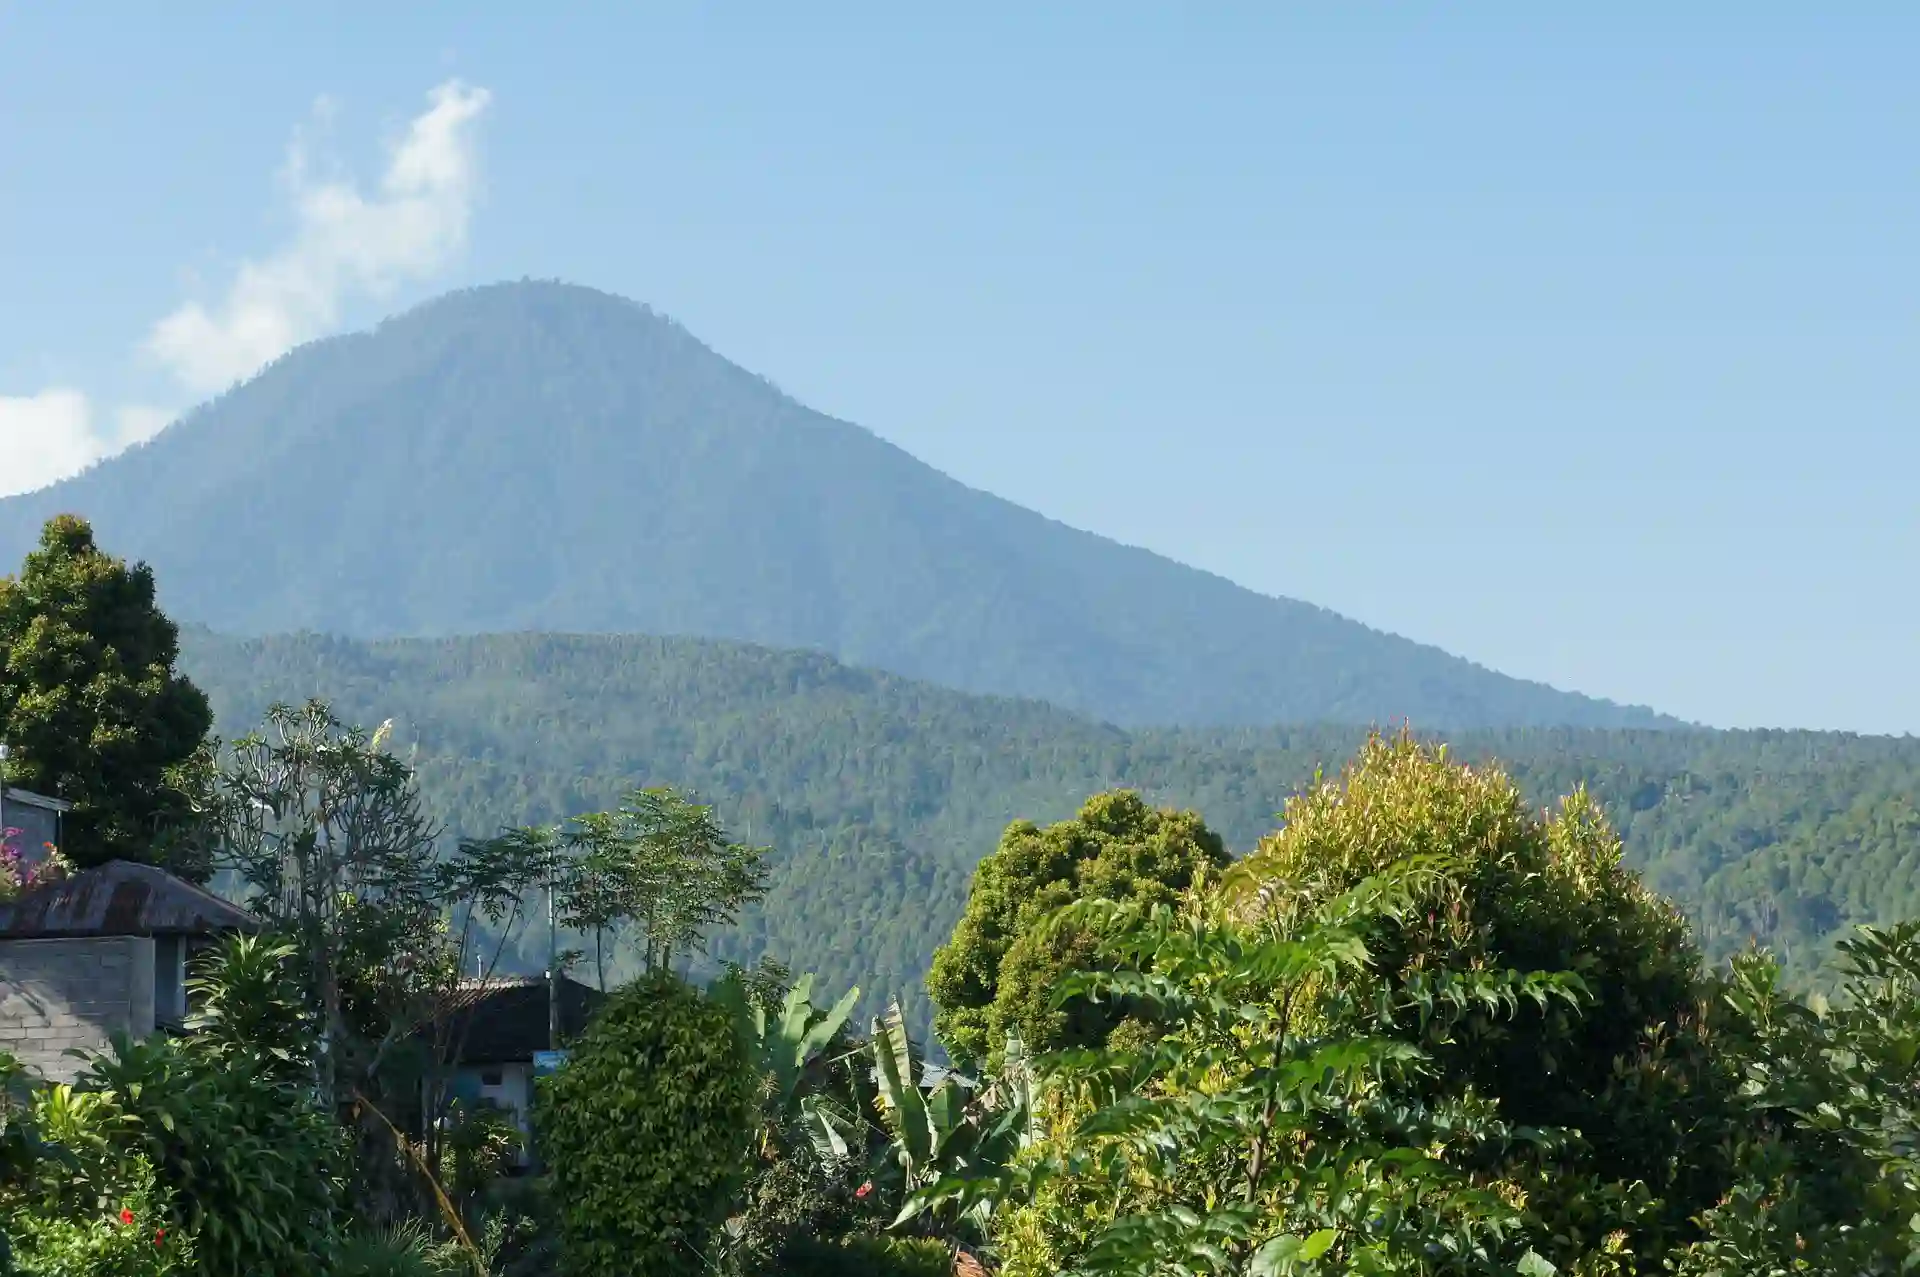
xmin=0 ymin=515 xmax=213 ymax=870
xmin=927 ymin=790 xmax=1228 ymax=1065
xmin=1223 ymin=730 xmax=1725 ymax=1254
xmin=561 ymin=786 xmax=770 ymax=985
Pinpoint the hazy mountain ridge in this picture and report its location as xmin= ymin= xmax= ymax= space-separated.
xmin=0 ymin=280 xmax=1673 ymax=730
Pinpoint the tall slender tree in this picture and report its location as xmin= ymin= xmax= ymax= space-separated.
xmin=489 ymin=786 xmax=772 ymax=992
xmin=0 ymin=515 xmax=213 ymax=870
xmin=212 ymin=700 xmax=440 ymax=1115
xmin=567 ymin=786 xmax=770 ymax=980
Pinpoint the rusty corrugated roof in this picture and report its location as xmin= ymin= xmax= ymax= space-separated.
xmin=0 ymin=860 xmax=259 ymax=938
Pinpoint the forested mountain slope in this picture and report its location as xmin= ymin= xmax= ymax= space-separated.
xmin=179 ymin=627 xmax=1919 ymax=1030
xmin=0 ymin=280 xmax=1670 ymax=729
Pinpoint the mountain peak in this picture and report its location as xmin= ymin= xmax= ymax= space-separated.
xmin=0 ymin=282 xmax=1675 ymax=730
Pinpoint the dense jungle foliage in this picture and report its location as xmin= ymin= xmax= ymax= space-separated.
xmin=4 ymin=517 xmax=1919 ymax=1274
xmin=177 ymin=626 xmax=1920 ymax=1035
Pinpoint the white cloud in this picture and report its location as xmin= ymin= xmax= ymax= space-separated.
xmin=144 ymin=79 xmax=491 ymax=396
xmin=0 ymin=391 xmax=173 ymax=498
xmin=0 ymin=80 xmax=490 ymax=496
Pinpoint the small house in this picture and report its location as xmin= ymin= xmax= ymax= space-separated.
xmin=434 ymin=975 xmax=603 ymax=1166
xmin=0 ymin=844 xmax=259 ymax=1082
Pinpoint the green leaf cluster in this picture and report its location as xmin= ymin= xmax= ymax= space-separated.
xmin=3 ymin=1153 xmax=194 ymax=1277
xmin=928 ymin=791 xmax=1228 ymax=1066
xmin=0 ymin=516 xmax=212 ymax=871
xmin=62 ymin=939 xmax=343 ymax=1277
xmin=549 ymin=786 xmax=770 ymax=987
xmin=535 ymin=971 xmax=757 ymax=1276
xmin=1222 ymin=732 xmax=1725 ymax=1247
xmin=975 ymin=865 xmax=1579 ymax=1276
xmin=1668 ymin=926 xmax=1920 ymax=1272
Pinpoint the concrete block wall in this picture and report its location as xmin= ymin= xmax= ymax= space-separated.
xmin=0 ymin=937 xmax=155 ymax=1083
xmin=1 ymin=802 xmax=59 ymax=865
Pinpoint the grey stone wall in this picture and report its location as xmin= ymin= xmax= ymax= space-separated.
xmin=0 ymin=937 xmax=155 ymax=1083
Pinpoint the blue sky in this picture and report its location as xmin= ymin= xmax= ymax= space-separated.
xmin=0 ymin=5 xmax=1913 ymax=734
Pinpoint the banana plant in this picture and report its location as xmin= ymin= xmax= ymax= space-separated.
xmin=861 ymin=1001 xmax=1038 ymax=1234
xmin=714 ymin=970 xmax=861 ymax=1155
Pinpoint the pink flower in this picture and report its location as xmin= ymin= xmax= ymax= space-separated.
xmin=855 ymin=1182 xmax=873 ymax=1200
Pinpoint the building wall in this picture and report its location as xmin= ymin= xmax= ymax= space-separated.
xmin=0 ymin=797 xmax=60 ymax=867
xmin=452 ymin=1061 xmax=536 ymax=1165
xmin=0 ymin=937 xmax=156 ymax=1083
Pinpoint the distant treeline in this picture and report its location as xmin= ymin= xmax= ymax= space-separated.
xmin=181 ymin=627 xmax=1920 ymax=1035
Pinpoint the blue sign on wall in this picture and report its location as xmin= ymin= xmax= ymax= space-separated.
xmin=532 ymin=1050 xmax=569 ymax=1076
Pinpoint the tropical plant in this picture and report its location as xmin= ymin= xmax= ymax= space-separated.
xmin=74 ymin=1034 xmax=340 ymax=1277
xmin=181 ymin=934 xmax=316 ymax=1083
xmin=557 ymin=787 xmax=770 ymax=983
xmin=853 ymin=1002 xmax=1036 ymax=1243
xmin=929 ymin=791 xmax=1229 ymax=1067
xmin=206 ymin=700 xmax=442 ymax=1115
xmin=1667 ymin=924 xmax=1920 ymax=1272
xmin=327 ymin=1218 xmax=467 ymax=1277
xmin=706 ymin=970 xmax=870 ymax=1275
xmin=715 ymin=971 xmax=861 ymax=1151
xmin=0 ymin=1052 xmax=72 ymax=1195
xmin=4 ymin=1155 xmax=195 ymax=1277
xmin=1222 ymin=730 xmax=1729 ymax=1254
xmin=942 ymin=861 xmax=1586 ymax=1276
xmin=25 ymin=1082 xmax=128 ymax=1217
xmin=536 ymin=971 xmax=757 ymax=1277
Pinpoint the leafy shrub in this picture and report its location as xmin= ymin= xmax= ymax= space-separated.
xmin=181 ymin=934 xmax=318 ymax=1079
xmin=75 ymin=1035 xmax=340 ymax=1277
xmin=6 ymin=1154 xmax=195 ymax=1277
xmin=1667 ymin=926 xmax=1920 ymax=1272
xmin=536 ymin=971 xmax=756 ymax=1277
xmin=929 ymin=791 xmax=1228 ymax=1065
xmin=973 ymin=868 xmax=1577 ymax=1276
xmin=719 ymin=1148 xmax=875 ymax=1276
xmin=442 ymin=1101 xmax=522 ymax=1208
xmin=777 ymin=1234 xmax=952 ymax=1277
xmin=469 ymin=1176 xmax=559 ymax=1277
xmin=64 ymin=934 xmax=342 ymax=1277
xmin=327 ymin=1219 xmax=466 ymax=1277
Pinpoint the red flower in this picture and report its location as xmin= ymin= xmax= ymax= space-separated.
xmin=118 ymin=1208 xmax=134 ymax=1225
xmin=855 ymin=1182 xmax=873 ymax=1200
xmin=155 ymin=1228 xmax=166 ymax=1245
